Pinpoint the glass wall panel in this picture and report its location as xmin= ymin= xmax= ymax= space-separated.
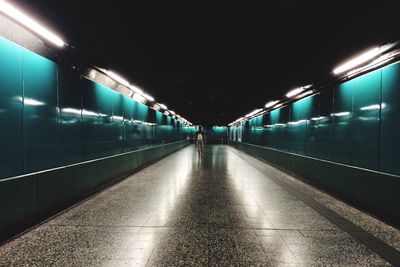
xmin=23 ymin=49 xmax=58 ymax=172
xmin=352 ymin=69 xmax=381 ymax=170
xmin=0 ymin=38 xmax=190 ymax=179
xmin=57 ymin=67 xmax=83 ymax=165
xmin=316 ymin=89 xmax=334 ymax=161
xmin=381 ymin=62 xmax=400 ymax=175
xmin=0 ymin=37 xmax=23 ymax=178
xmin=331 ymin=81 xmax=354 ymax=165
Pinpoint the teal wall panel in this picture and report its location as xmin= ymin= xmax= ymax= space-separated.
xmin=57 ymin=67 xmax=83 ymax=165
xmin=231 ymin=59 xmax=400 ymax=177
xmin=0 ymin=37 xmax=23 ymax=178
xmin=289 ymin=95 xmax=313 ymax=155
xmin=23 ymin=49 xmax=58 ymax=173
xmin=0 ymin=35 xmax=193 ymax=242
xmin=305 ymin=94 xmax=319 ymax=157
xmin=316 ymin=89 xmax=334 ymax=161
xmin=332 ymin=81 xmax=354 ymax=165
xmin=122 ymin=95 xmax=134 ymax=152
xmin=381 ymin=62 xmax=400 ymax=175
xmin=112 ymin=93 xmax=124 ymax=154
xmin=279 ymin=107 xmax=289 ymax=151
xmin=81 ymin=78 xmax=100 ymax=160
xmin=0 ymin=36 xmax=192 ymax=180
xmin=352 ymin=69 xmax=381 ymax=170
xmin=96 ymin=82 xmax=114 ymax=157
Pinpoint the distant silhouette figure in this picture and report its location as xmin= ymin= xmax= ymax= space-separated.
xmin=195 ymin=129 xmax=206 ymax=156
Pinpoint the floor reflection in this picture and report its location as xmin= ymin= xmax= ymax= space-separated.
xmin=0 ymin=145 xmax=395 ymax=266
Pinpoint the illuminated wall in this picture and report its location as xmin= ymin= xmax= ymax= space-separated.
xmin=0 ymin=36 xmax=195 ymax=179
xmin=230 ymin=61 xmax=400 ymax=176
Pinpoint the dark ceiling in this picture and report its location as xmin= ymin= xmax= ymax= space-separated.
xmin=12 ymin=0 xmax=400 ymax=126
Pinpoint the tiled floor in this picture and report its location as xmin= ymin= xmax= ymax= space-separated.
xmin=0 ymin=145 xmax=398 ymax=266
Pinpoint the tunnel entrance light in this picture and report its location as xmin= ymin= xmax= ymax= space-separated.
xmin=0 ymin=0 xmax=65 ymax=47
xmin=265 ymin=100 xmax=279 ymax=108
xmin=333 ymin=47 xmax=382 ymax=75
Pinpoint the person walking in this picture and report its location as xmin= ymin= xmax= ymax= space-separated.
xmin=195 ymin=128 xmax=206 ymax=156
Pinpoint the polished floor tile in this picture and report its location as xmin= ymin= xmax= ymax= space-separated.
xmin=0 ymin=145 xmax=398 ymax=266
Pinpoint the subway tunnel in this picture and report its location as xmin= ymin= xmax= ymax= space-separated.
xmin=1 ymin=1 xmax=400 ymax=266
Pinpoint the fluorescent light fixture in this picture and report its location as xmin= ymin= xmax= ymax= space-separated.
xmin=169 ymin=110 xmax=176 ymax=115
xmin=129 ymin=84 xmax=143 ymax=94
xmin=286 ymin=87 xmax=305 ymax=98
xmin=245 ymin=108 xmax=263 ymax=117
xmin=346 ymin=45 xmax=400 ymax=78
xmin=0 ymin=0 xmax=65 ymax=47
xmin=106 ymin=71 xmax=130 ymax=88
xmin=152 ymin=104 xmax=161 ymax=111
xmin=296 ymin=90 xmax=313 ymax=99
xmin=333 ymin=47 xmax=382 ymax=75
xmin=132 ymin=93 xmax=146 ymax=104
xmin=88 ymin=69 xmax=97 ymax=80
xmin=159 ymin=104 xmax=168 ymax=110
xmin=265 ymin=100 xmax=279 ymax=108
xmin=143 ymin=93 xmax=154 ymax=102
xmin=331 ymin=111 xmax=351 ymax=117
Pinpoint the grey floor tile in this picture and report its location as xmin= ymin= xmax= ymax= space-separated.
xmin=0 ymin=145 xmax=397 ymax=267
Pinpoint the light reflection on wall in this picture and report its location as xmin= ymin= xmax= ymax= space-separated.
xmin=331 ymin=111 xmax=351 ymax=117
xmin=288 ymin=119 xmax=307 ymax=126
